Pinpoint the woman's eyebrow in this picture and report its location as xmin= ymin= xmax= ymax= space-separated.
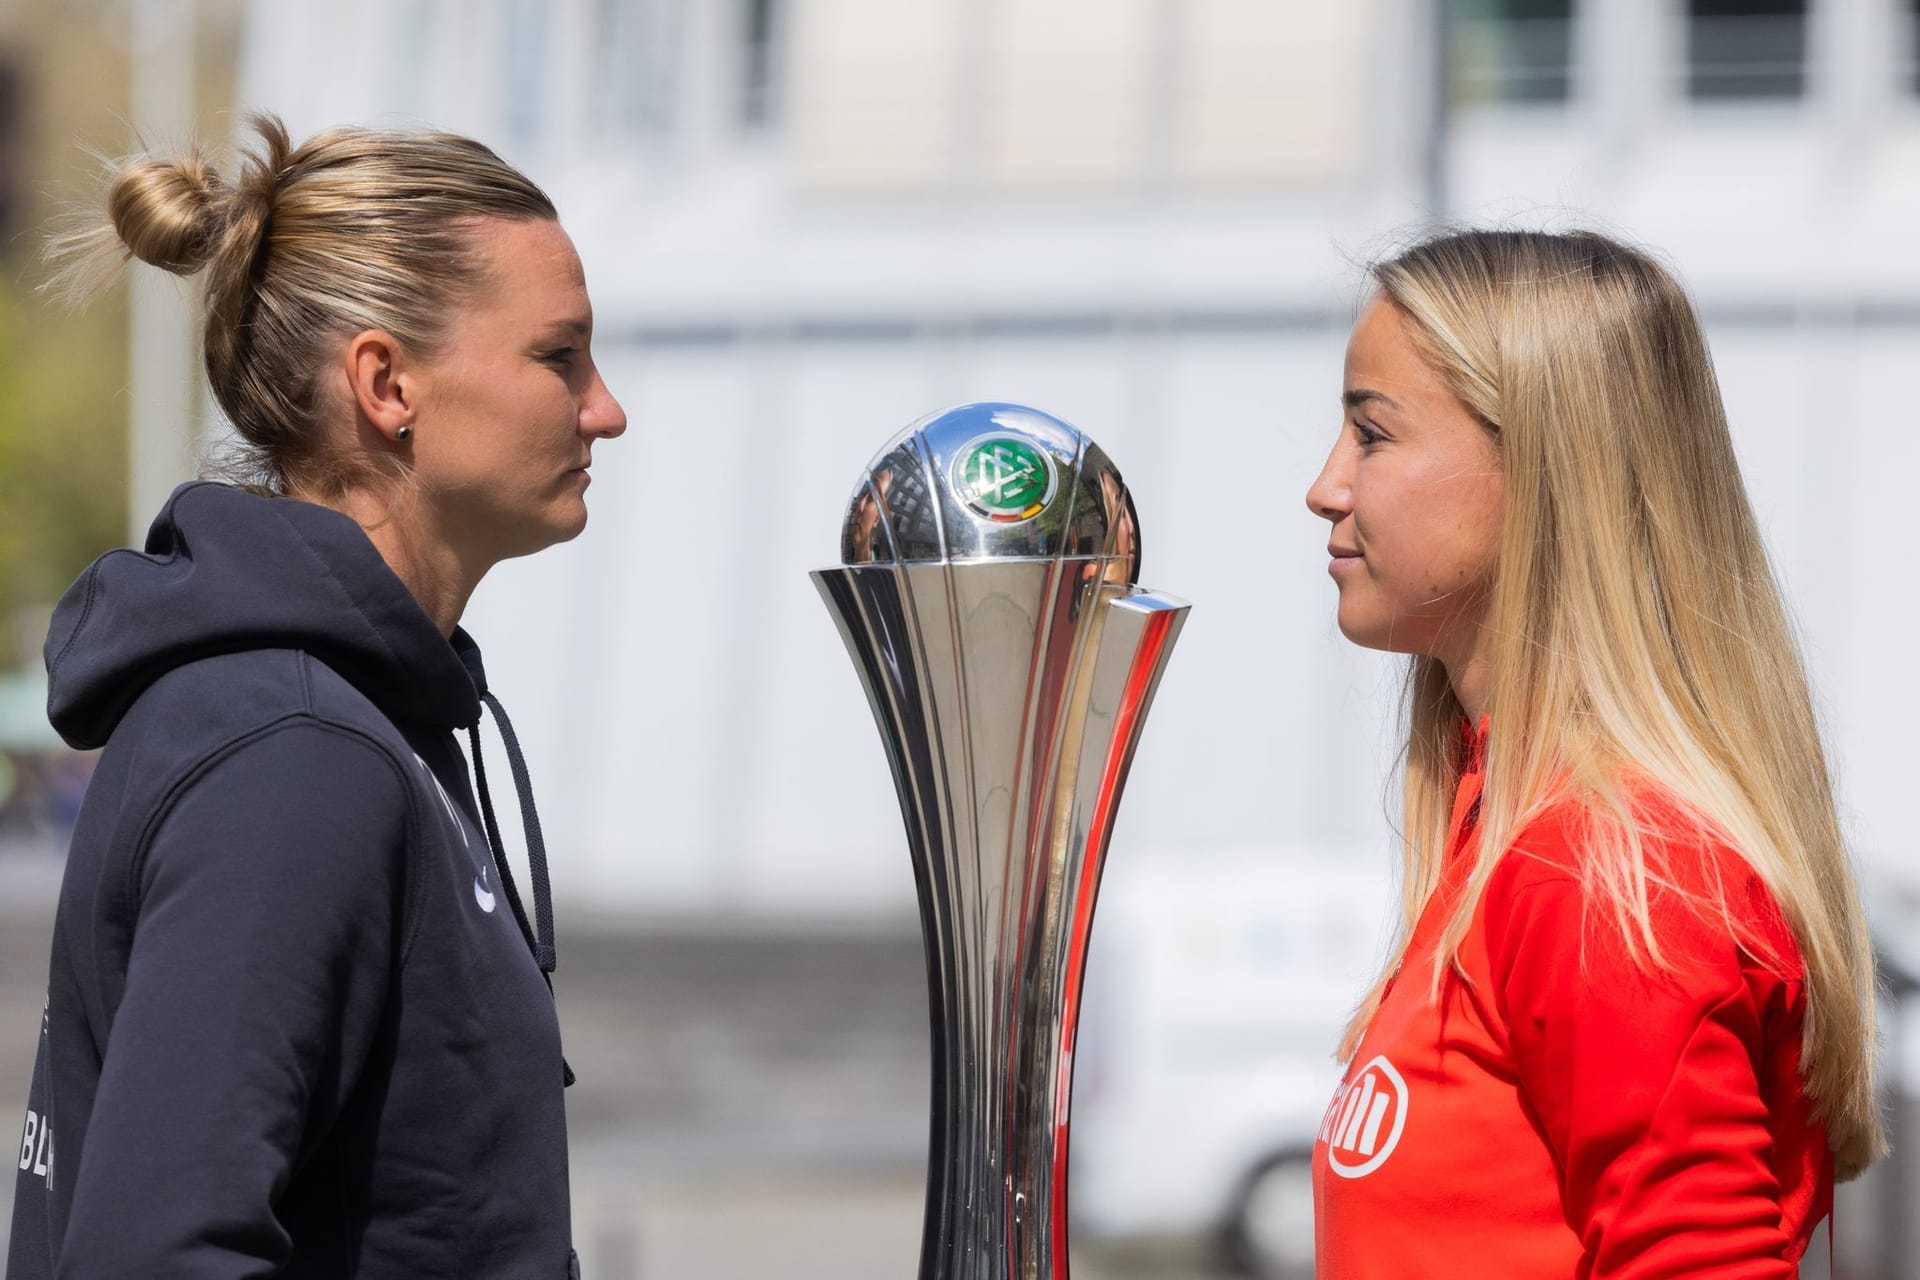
xmin=1342 ymin=388 xmax=1402 ymax=412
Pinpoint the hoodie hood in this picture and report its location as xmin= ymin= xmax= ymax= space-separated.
xmin=46 ymin=482 xmax=484 ymax=749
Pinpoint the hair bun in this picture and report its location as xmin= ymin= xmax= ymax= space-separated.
xmin=105 ymin=149 xmax=230 ymax=275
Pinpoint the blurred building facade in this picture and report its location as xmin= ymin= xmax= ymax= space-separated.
xmin=0 ymin=4 xmax=1911 ymax=1275
xmin=225 ymin=0 xmax=1920 ymax=920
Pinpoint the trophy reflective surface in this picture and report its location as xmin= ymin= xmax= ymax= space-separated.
xmin=812 ymin=403 xmax=1190 ymax=1280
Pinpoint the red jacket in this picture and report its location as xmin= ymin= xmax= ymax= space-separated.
xmin=1312 ymin=741 xmax=1832 ymax=1278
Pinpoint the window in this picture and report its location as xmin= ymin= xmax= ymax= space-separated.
xmin=1908 ymin=0 xmax=1920 ymax=96
xmin=1448 ymin=0 xmax=1576 ymax=106
xmin=591 ymin=0 xmax=685 ymax=143
xmin=503 ymin=0 xmax=549 ymax=147
xmin=741 ymin=0 xmax=780 ymax=130
xmin=1687 ymin=0 xmax=1807 ymax=100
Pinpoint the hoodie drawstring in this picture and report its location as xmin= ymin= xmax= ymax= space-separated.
xmin=468 ymin=724 xmax=537 ymax=961
xmin=468 ymin=692 xmax=556 ymax=973
xmin=468 ymin=693 xmax=575 ymax=1088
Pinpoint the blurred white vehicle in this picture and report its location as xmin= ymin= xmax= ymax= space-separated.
xmin=1070 ymin=847 xmax=1397 ymax=1279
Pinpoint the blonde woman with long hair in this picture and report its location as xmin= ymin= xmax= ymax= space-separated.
xmin=1305 ymin=228 xmax=1879 ymax=1277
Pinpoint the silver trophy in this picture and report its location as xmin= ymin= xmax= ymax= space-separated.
xmin=813 ymin=403 xmax=1189 ymax=1279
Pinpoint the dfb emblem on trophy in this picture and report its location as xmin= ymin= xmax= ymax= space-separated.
xmin=950 ymin=434 xmax=1057 ymax=523
xmin=813 ymin=402 xmax=1191 ymax=1280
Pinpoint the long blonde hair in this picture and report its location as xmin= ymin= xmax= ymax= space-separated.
xmin=1337 ymin=228 xmax=1882 ymax=1179
xmin=47 ymin=113 xmax=555 ymax=495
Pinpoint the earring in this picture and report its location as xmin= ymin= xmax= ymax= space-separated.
xmin=396 ymin=425 xmax=413 ymax=442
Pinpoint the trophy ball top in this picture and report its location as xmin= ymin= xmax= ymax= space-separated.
xmin=839 ymin=402 xmax=1141 ymax=576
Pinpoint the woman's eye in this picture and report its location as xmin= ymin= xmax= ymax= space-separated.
xmin=541 ymin=347 xmax=578 ymax=367
xmin=1353 ymin=420 xmax=1385 ymax=447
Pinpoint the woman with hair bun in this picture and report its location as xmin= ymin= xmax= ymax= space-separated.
xmin=9 ymin=115 xmax=625 ymax=1278
xmin=1306 ymin=229 xmax=1879 ymax=1276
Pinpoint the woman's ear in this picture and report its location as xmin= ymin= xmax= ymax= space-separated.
xmin=344 ymin=329 xmax=414 ymax=442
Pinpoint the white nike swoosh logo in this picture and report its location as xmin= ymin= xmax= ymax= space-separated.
xmin=473 ymin=874 xmax=497 ymax=913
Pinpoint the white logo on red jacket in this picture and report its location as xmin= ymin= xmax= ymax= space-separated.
xmin=1319 ymin=1055 xmax=1408 ymax=1178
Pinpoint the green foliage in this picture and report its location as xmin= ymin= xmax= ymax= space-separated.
xmin=0 ymin=267 xmax=128 ymax=665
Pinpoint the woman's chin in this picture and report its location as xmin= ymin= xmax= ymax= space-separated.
xmin=1335 ymin=603 xmax=1386 ymax=651
xmin=537 ymin=495 xmax=591 ymax=546
xmin=553 ymin=501 xmax=590 ymax=543
xmin=484 ymin=504 xmax=591 ymax=565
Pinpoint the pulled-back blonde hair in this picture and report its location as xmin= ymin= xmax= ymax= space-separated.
xmin=1337 ymin=228 xmax=1882 ymax=1179
xmin=48 ymin=113 xmax=556 ymax=495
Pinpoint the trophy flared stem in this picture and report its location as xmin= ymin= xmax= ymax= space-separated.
xmin=814 ymin=560 xmax=1188 ymax=1280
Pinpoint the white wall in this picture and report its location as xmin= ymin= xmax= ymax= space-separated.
xmin=462 ymin=322 xmax=1407 ymax=915
xmin=460 ymin=311 xmax=1919 ymax=914
xmin=235 ymin=0 xmax=1920 ymax=916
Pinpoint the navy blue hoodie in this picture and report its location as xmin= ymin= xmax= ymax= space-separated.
xmin=8 ymin=482 xmax=575 ymax=1278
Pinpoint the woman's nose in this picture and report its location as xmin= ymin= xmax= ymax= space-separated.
xmin=1306 ymin=441 xmax=1351 ymax=523
xmin=583 ymin=372 xmax=627 ymax=439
